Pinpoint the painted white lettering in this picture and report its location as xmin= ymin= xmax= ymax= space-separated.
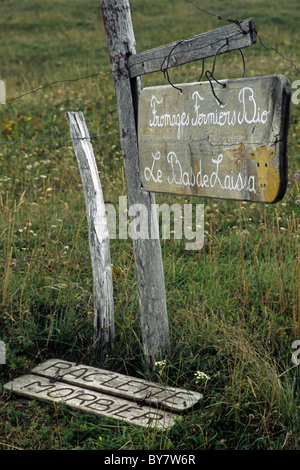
xmin=144 ymin=151 xmax=163 ymax=183
xmin=163 ymin=151 xmax=256 ymax=194
xmin=238 ymin=87 xmax=270 ymax=125
xmin=149 ymin=95 xmax=190 ymax=139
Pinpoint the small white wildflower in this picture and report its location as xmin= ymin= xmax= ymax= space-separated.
xmin=155 ymin=359 xmax=167 ymax=375
xmin=155 ymin=360 xmax=166 ymax=367
xmin=194 ymin=371 xmax=211 ymax=384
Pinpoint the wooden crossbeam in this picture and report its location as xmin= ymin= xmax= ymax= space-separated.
xmin=128 ymin=18 xmax=257 ymax=78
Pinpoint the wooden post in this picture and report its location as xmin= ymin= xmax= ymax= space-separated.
xmin=0 ymin=80 xmax=5 ymax=104
xmin=100 ymin=1 xmax=258 ymax=370
xmin=67 ymin=111 xmax=115 ymax=353
xmin=101 ymin=0 xmax=170 ymax=371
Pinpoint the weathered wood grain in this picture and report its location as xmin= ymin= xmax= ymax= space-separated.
xmin=128 ymin=18 xmax=257 ymax=78
xmin=138 ymin=75 xmax=291 ymax=203
xmin=4 ymin=374 xmax=177 ymax=429
xmin=32 ymin=359 xmax=203 ymax=412
xmin=67 ymin=111 xmax=115 ymax=352
xmin=0 ymin=80 xmax=5 ymax=104
xmin=101 ymin=0 xmax=170 ymax=370
xmin=0 ymin=340 xmax=5 ymax=364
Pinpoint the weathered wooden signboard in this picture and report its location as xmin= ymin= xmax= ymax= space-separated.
xmin=31 ymin=359 xmax=202 ymax=412
xmin=138 ymin=75 xmax=291 ymax=203
xmin=4 ymin=374 xmax=177 ymax=429
xmin=4 ymin=359 xmax=202 ymax=429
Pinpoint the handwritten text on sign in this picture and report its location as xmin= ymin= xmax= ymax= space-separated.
xmin=4 ymin=374 xmax=176 ymax=429
xmin=138 ymin=75 xmax=290 ymax=203
xmin=32 ymin=359 xmax=202 ymax=412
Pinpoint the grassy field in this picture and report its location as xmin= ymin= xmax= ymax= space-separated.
xmin=0 ymin=0 xmax=299 ymax=451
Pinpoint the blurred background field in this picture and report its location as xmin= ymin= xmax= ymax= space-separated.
xmin=0 ymin=0 xmax=299 ymax=450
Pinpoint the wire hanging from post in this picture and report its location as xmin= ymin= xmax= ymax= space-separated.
xmin=240 ymin=48 xmax=246 ymax=78
xmin=203 ymin=39 xmax=246 ymax=105
xmin=161 ymin=36 xmax=246 ymax=99
xmin=198 ymin=59 xmax=205 ymax=82
xmin=161 ymin=40 xmax=184 ymax=92
xmin=204 ymin=38 xmax=228 ymax=105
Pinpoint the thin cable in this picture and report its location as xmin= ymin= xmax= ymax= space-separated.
xmin=0 ymin=181 xmax=126 ymax=196
xmin=0 ymin=255 xmax=91 ymax=265
xmin=0 ymin=132 xmax=119 ymax=146
xmin=1 ymin=14 xmax=298 ymax=107
xmin=161 ymin=40 xmax=185 ymax=92
xmin=204 ymin=39 xmax=228 ymax=105
xmin=257 ymin=33 xmax=300 ymax=74
xmin=185 ymin=0 xmax=300 ymax=74
xmin=5 ymin=71 xmax=112 ymax=103
xmin=185 ymin=0 xmax=244 ymax=27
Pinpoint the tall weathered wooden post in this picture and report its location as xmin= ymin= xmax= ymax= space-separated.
xmin=67 ymin=111 xmax=115 ymax=353
xmin=101 ymin=0 xmax=170 ymax=371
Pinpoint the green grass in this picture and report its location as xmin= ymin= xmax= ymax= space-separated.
xmin=0 ymin=0 xmax=299 ymax=451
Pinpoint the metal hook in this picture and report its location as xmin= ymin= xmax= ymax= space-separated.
xmin=161 ymin=40 xmax=184 ymax=92
xmin=198 ymin=59 xmax=205 ymax=82
xmin=204 ymin=38 xmax=228 ymax=105
xmin=205 ymin=70 xmax=224 ymax=106
xmin=211 ymin=38 xmax=229 ymax=76
xmin=199 ymin=41 xmax=246 ymax=105
xmin=239 ymin=48 xmax=246 ymax=78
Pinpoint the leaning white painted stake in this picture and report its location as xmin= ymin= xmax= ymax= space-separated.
xmin=67 ymin=111 xmax=115 ymax=352
xmin=101 ymin=0 xmax=170 ymax=370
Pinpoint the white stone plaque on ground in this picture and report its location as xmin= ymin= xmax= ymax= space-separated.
xmin=32 ymin=359 xmax=202 ymax=412
xmin=4 ymin=359 xmax=203 ymax=428
xmin=4 ymin=374 xmax=177 ymax=429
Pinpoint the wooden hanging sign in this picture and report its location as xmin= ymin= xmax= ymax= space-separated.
xmin=138 ymin=75 xmax=291 ymax=203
